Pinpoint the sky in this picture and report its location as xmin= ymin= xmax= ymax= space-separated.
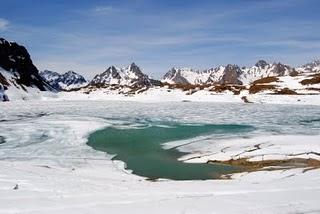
xmin=0 ymin=0 xmax=320 ymax=79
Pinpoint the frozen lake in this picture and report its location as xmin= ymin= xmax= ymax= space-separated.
xmin=1 ymin=100 xmax=320 ymax=213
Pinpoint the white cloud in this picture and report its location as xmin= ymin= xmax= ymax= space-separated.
xmin=0 ymin=18 xmax=9 ymax=30
xmin=92 ymin=6 xmax=116 ymax=15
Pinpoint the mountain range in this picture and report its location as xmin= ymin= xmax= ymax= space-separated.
xmin=0 ymin=37 xmax=320 ymax=101
xmin=162 ymin=60 xmax=299 ymax=85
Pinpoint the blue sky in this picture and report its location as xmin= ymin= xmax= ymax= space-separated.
xmin=0 ymin=0 xmax=319 ymax=78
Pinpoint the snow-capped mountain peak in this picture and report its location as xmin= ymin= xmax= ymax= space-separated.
xmin=255 ymin=60 xmax=268 ymax=68
xmin=90 ymin=63 xmax=153 ymax=88
xmin=40 ymin=70 xmax=87 ymax=90
xmin=162 ymin=67 xmax=211 ymax=85
xmin=297 ymin=60 xmax=320 ymax=73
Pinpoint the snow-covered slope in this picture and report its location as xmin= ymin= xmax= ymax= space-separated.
xmin=40 ymin=70 xmax=87 ymax=90
xmin=162 ymin=60 xmax=297 ymax=85
xmin=90 ymin=63 xmax=154 ymax=88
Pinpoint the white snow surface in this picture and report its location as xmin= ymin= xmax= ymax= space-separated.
xmin=0 ymin=101 xmax=320 ymax=213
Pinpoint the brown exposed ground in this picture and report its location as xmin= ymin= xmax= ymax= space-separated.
xmin=208 ymin=157 xmax=320 ymax=174
xmin=252 ymin=76 xmax=279 ymax=85
xmin=274 ymin=88 xmax=298 ymax=95
xmin=78 ymin=83 xmax=151 ymax=95
xmin=306 ymin=87 xmax=320 ymax=92
xmin=211 ymin=85 xmax=245 ymax=95
xmin=300 ymin=73 xmax=320 ymax=85
xmin=249 ymin=84 xmax=277 ymax=94
xmin=163 ymin=83 xmax=246 ymax=95
xmin=162 ymin=83 xmax=210 ymax=91
xmin=249 ymin=76 xmax=282 ymax=94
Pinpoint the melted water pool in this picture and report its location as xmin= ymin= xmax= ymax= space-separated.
xmin=87 ymin=123 xmax=255 ymax=180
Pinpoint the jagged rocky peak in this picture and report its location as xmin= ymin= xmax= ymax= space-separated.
xmin=61 ymin=70 xmax=87 ymax=86
xmin=219 ymin=64 xmax=243 ymax=85
xmin=162 ymin=67 xmax=214 ymax=85
xmin=128 ymin=62 xmax=142 ymax=74
xmin=90 ymin=63 xmax=153 ymax=88
xmin=90 ymin=66 xmax=121 ymax=85
xmin=255 ymin=60 xmax=268 ymax=68
xmin=162 ymin=67 xmax=190 ymax=84
xmin=162 ymin=67 xmax=177 ymax=80
xmin=271 ymin=62 xmax=296 ymax=76
xmin=40 ymin=70 xmax=60 ymax=80
xmin=106 ymin=66 xmax=121 ymax=78
xmin=0 ymin=37 xmax=50 ymax=91
xmin=40 ymin=69 xmax=87 ymax=90
xmin=300 ymin=60 xmax=320 ymax=72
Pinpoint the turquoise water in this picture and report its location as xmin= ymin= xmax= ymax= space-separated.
xmin=87 ymin=123 xmax=255 ymax=180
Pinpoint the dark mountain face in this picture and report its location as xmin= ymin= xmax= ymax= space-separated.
xmin=0 ymin=38 xmax=49 ymax=90
xmin=163 ymin=68 xmax=190 ymax=84
xmin=271 ymin=63 xmax=296 ymax=76
xmin=255 ymin=60 xmax=268 ymax=69
xmin=127 ymin=63 xmax=153 ymax=87
xmin=219 ymin=64 xmax=243 ymax=85
xmin=61 ymin=71 xmax=87 ymax=87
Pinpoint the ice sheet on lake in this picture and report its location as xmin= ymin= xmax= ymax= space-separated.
xmin=0 ymin=100 xmax=320 ymax=213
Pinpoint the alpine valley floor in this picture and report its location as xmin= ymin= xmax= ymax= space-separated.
xmin=1 ymin=100 xmax=320 ymax=214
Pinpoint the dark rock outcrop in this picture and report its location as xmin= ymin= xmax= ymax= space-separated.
xmin=271 ymin=63 xmax=296 ymax=76
xmin=162 ymin=68 xmax=190 ymax=84
xmin=0 ymin=38 xmax=49 ymax=90
xmin=255 ymin=60 xmax=268 ymax=69
xmin=219 ymin=64 xmax=243 ymax=85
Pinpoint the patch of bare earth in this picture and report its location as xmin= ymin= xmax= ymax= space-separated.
xmin=274 ymin=88 xmax=298 ymax=95
xmin=252 ymin=76 xmax=279 ymax=85
xmin=300 ymin=73 xmax=320 ymax=85
xmin=211 ymin=85 xmax=245 ymax=95
xmin=208 ymin=158 xmax=320 ymax=177
xmin=306 ymin=87 xmax=320 ymax=92
xmin=249 ymin=84 xmax=277 ymax=94
xmin=163 ymin=83 xmax=211 ymax=91
xmin=163 ymin=83 xmax=245 ymax=95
